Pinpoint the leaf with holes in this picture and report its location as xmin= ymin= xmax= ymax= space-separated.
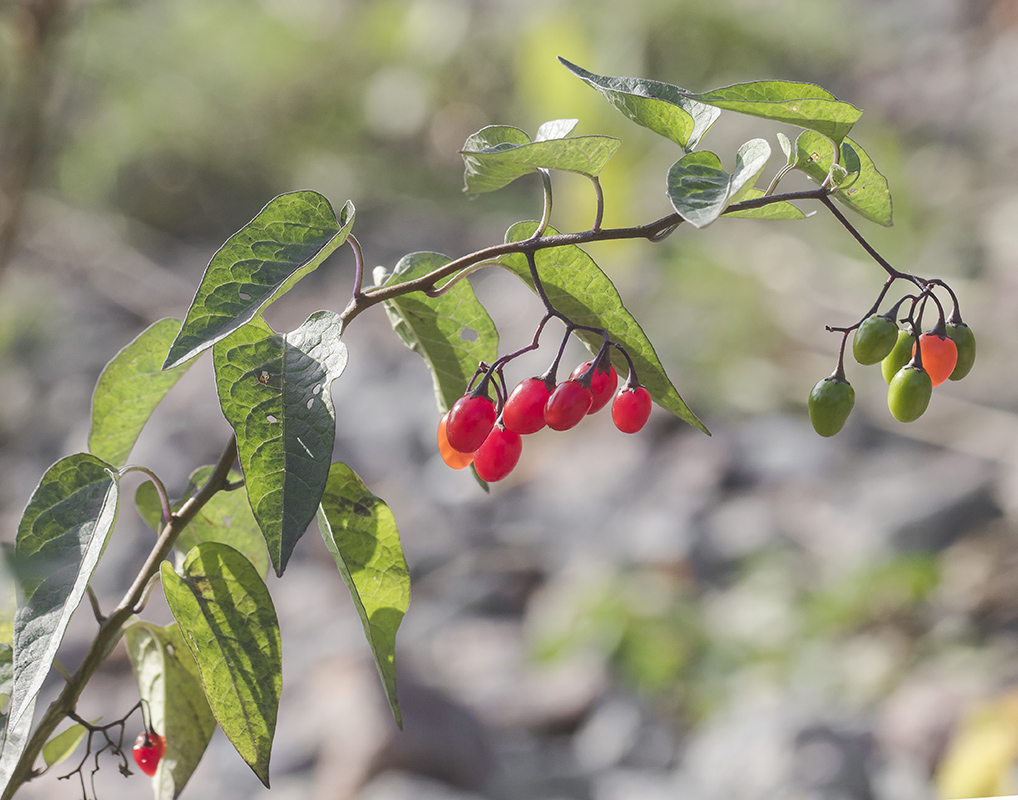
xmin=7 ymin=454 xmax=118 ymax=731
xmin=317 ymin=463 xmax=409 ymax=727
xmin=499 ymin=223 xmax=707 ymax=434
xmin=379 ymin=252 xmax=499 ymax=413
xmin=89 ymin=318 xmax=195 ymax=467
xmin=461 ymin=123 xmax=621 ymax=193
xmin=161 ymin=543 xmax=280 ymax=788
xmin=213 ymin=311 xmax=348 ymax=576
xmin=793 ymin=131 xmax=892 ymax=226
xmin=666 ymin=139 xmax=771 ymax=228
xmin=559 ymin=59 xmax=719 ymax=151
xmin=164 ymin=192 xmax=354 ymax=370
xmin=136 ymin=466 xmax=268 ymax=578
xmin=126 ymin=622 xmax=217 ymax=798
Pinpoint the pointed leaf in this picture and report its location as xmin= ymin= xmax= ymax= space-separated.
xmin=499 ymin=223 xmax=708 ymax=434
xmin=214 ymin=311 xmax=348 ymax=576
xmin=559 ymin=58 xmax=719 ymax=151
xmin=42 ymin=722 xmax=89 ymax=769
xmin=722 ymin=187 xmax=808 ymax=221
xmin=136 ymin=467 xmax=268 ymax=578
xmin=317 ymin=463 xmax=409 ymax=727
xmin=164 ymin=193 xmax=354 ymax=369
xmin=534 ymin=118 xmax=578 ymax=141
xmin=794 ymin=131 xmax=892 ymax=226
xmin=380 ymin=253 xmax=499 ymax=413
xmin=689 ymin=80 xmax=862 ymax=145
xmin=461 ymin=125 xmax=621 ymax=193
xmin=777 ymin=131 xmax=794 ymax=163
xmin=89 ymin=318 xmax=195 ymax=467
xmin=666 ymin=139 xmax=770 ymax=228
xmin=8 ymin=454 xmax=118 ymax=730
xmin=161 ymin=543 xmax=280 ymax=788
xmin=126 ymin=622 xmax=217 ymax=799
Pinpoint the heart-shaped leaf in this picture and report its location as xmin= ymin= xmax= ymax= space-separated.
xmin=794 ymin=130 xmax=892 ymax=226
xmin=666 ymin=139 xmax=771 ymax=228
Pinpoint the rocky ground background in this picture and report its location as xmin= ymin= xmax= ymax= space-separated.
xmin=5 ymin=0 xmax=1018 ymax=799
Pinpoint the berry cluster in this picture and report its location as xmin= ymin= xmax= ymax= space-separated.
xmin=809 ymin=283 xmax=976 ymax=436
xmin=438 ymin=354 xmax=653 ymax=482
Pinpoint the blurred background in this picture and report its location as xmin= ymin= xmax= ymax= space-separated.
xmin=3 ymin=0 xmax=1018 ymax=798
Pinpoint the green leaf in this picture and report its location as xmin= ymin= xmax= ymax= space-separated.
xmin=89 ymin=318 xmax=196 ymax=467
xmin=559 ymin=58 xmax=719 ymax=151
xmin=499 ymin=223 xmax=708 ymax=434
xmin=136 ymin=467 xmax=268 ymax=578
xmin=0 ymin=696 xmax=35 ymax=797
xmin=777 ymin=131 xmax=794 ymax=164
xmin=461 ymin=123 xmax=621 ymax=193
xmin=380 ymin=253 xmax=499 ymax=413
xmin=534 ymin=118 xmax=578 ymax=141
xmin=163 ymin=192 xmax=354 ymax=370
xmin=8 ymin=454 xmax=118 ymax=730
xmin=213 ymin=311 xmax=348 ymax=576
xmin=666 ymin=139 xmax=771 ymax=228
xmin=689 ymin=80 xmax=862 ymax=145
xmin=42 ymin=722 xmax=89 ymax=769
xmin=794 ymin=131 xmax=892 ymax=226
xmin=317 ymin=463 xmax=409 ymax=727
xmin=126 ymin=622 xmax=217 ymax=799
xmin=722 ymin=187 xmax=808 ymax=221
xmin=161 ymin=543 xmax=280 ymax=788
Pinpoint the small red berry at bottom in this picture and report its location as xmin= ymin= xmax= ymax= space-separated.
xmin=570 ymin=360 xmax=618 ymax=414
xmin=502 ymin=378 xmax=551 ymax=434
xmin=544 ymin=380 xmax=593 ymax=431
xmin=473 ymin=427 xmax=523 ymax=482
xmin=132 ymin=732 xmax=166 ymax=777
xmin=612 ymin=386 xmax=652 ymax=433
xmin=445 ymin=394 xmax=496 ymax=453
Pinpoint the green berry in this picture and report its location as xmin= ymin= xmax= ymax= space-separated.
xmin=887 ymin=365 xmax=932 ymax=422
xmin=853 ymin=315 xmax=899 ymax=365
xmin=946 ymin=322 xmax=976 ymax=381
xmin=881 ymin=329 xmax=914 ymax=384
xmin=808 ymin=375 xmax=855 ymax=437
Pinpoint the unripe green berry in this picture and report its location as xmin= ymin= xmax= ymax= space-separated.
xmin=853 ymin=315 xmax=899 ymax=365
xmin=946 ymin=322 xmax=976 ymax=381
xmin=887 ymin=365 xmax=932 ymax=423
xmin=881 ymin=329 xmax=914 ymax=384
xmin=808 ymin=375 xmax=855 ymax=437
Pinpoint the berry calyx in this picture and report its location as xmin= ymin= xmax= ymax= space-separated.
xmin=881 ymin=329 xmax=914 ymax=384
xmin=473 ymin=426 xmax=523 ymax=482
xmin=132 ymin=732 xmax=166 ymax=777
xmin=445 ymin=393 xmax=496 ymax=453
xmin=437 ymin=413 xmax=475 ymax=470
xmin=544 ymin=380 xmax=593 ymax=431
xmin=853 ymin=315 xmax=899 ymax=365
xmin=502 ymin=378 xmax=552 ymax=434
xmin=912 ymin=332 xmax=958 ymax=387
xmin=611 ymin=386 xmax=652 ymax=434
xmin=808 ymin=375 xmax=855 ymax=437
xmin=946 ymin=322 xmax=976 ymax=381
xmin=887 ymin=365 xmax=933 ymax=422
xmin=570 ymin=359 xmax=618 ymax=414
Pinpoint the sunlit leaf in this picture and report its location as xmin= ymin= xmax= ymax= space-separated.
xmin=213 ymin=311 xmax=347 ymax=576
xmin=317 ymin=463 xmax=409 ymax=727
xmin=0 ymin=695 xmax=35 ymax=797
xmin=559 ymin=58 xmax=719 ymax=151
xmin=379 ymin=253 xmax=499 ymax=413
xmin=500 ymin=223 xmax=708 ymax=434
xmin=794 ymin=130 xmax=892 ymax=226
xmin=8 ymin=454 xmax=118 ymax=730
xmin=89 ymin=318 xmax=195 ymax=467
xmin=666 ymin=139 xmax=771 ymax=228
xmin=126 ymin=622 xmax=217 ymax=799
xmin=42 ymin=722 xmax=89 ymax=769
xmin=164 ymin=192 xmax=354 ymax=370
xmin=161 ymin=543 xmax=280 ymax=788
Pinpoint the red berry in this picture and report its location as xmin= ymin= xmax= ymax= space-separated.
xmin=502 ymin=378 xmax=552 ymax=434
xmin=445 ymin=393 xmax=496 ymax=453
xmin=612 ymin=386 xmax=652 ymax=433
xmin=544 ymin=380 xmax=593 ymax=431
xmin=473 ymin=426 xmax=523 ymax=482
xmin=912 ymin=332 xmax=958 ymax=388
xmin=132 ymin=732 xmax=166 ymax=777
xmin=570 ymin=360 xmax=618 ymax=414
xmin=437 ymin=413 xmax=474 ymax=470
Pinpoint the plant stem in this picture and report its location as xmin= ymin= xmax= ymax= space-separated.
xmin=1 ymin=436 xmax=238 ymax=800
